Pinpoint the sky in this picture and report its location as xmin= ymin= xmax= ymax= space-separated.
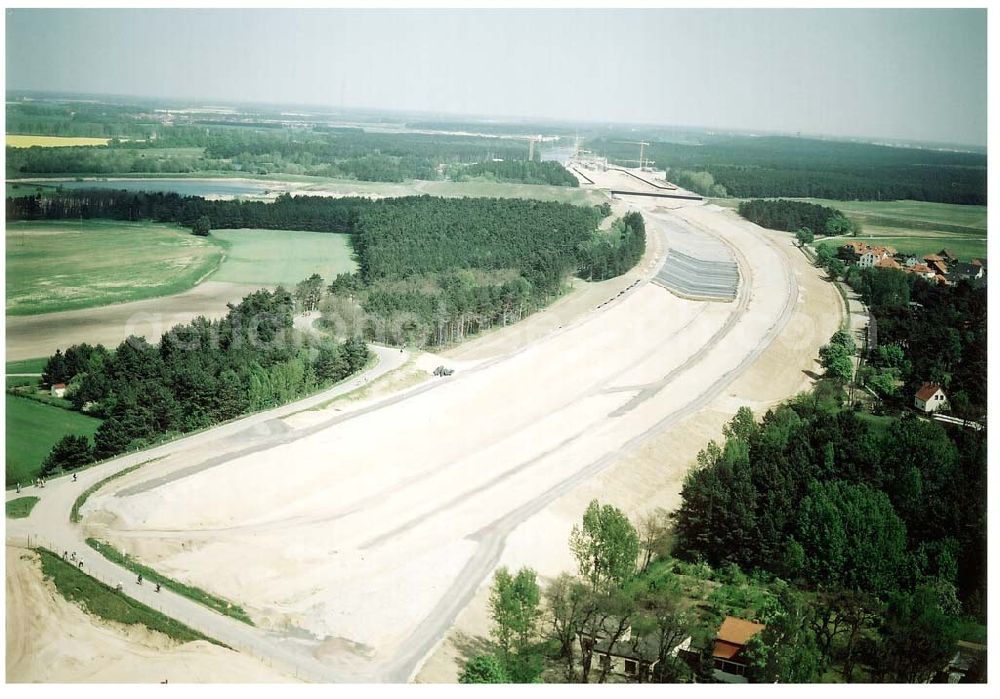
xmin=4 ymin=8 xmax=988 ymax=146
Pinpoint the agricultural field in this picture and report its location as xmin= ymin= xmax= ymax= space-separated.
xmin=7 ymin=134 xmax=111 ymax=148
xmin=715 ymin=197 xmax=987 ymax=260
xmin=210 ymin=229 xmax=357 ymax=286
xmin=6 ymin=220 xmax=224 ymax=315
xmin=6 ymin=357 xmax=47 ymax=374
xmin=5 ymin=394 xmax=102 ymax=486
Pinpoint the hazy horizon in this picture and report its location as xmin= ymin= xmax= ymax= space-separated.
xmin=5 ymin=8 xmax=988 ymax=147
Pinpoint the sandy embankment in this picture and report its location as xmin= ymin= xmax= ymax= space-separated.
xmin=5 ymin=546 xmax=296 ymax=683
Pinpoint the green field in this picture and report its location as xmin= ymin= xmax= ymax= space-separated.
xmin=6 ymin=357 xmax=47 ymax=374
xmin=714 ymin=197 xmax=987 ymax=260
xmin=6 ymin=220 xmax=224 ymax=315
xmin=5 ymin=395 xmax=102 ymax=486
xmin=6 ymin=496 xmax=40 ymax=519
xmin=210 ymin=228 xmax=357 ymax=285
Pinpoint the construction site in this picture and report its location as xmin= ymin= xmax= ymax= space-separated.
xmin=6 ymin=166 xmax=843 ymax=683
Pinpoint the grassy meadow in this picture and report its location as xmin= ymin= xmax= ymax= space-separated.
xmin=6 ymin=220 xmax=224 ymax=315
xmin=5 ymin=395 xmax=102 ymax=486
xmin=6 ymin=496 xmax=40 ymax=519
xmin=6 ymin=134 xmax=111 ymax=148
xmin=6 ymin=357 xmax=47 ymax=375
xmin=715 ymin=197 xmax=987 ymax=260
xmin=210 ymin=228 xmax=357 ymax=286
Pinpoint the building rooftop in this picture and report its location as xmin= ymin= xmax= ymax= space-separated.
xmin=915 ymin=382 xmax=943 ymax=401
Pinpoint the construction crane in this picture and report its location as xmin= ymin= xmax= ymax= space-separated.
xmin=616 ymin=140 xmax=651 ymax=169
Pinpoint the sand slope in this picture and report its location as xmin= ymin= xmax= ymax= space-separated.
xmin=5 ymin=546 xmax=296 ymax=683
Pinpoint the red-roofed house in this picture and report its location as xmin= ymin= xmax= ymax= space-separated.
xmin=906 ymin=263 xmax=936 ymax=280
xmin=914 ymin=383 xmax=949 ymax=413
xmin=929 ymin=259 xmax=949 ymax=276
xmin=841 ymin=241 xmax=869 ymax=256
xmin=876 ymin=257 xmax=902 ymax=270
xmin=49 ymin=383 xmax=67 ymax=398
xmin=712 ymin=616 xmax=766 ymax=678
xmin=859 ymin=248 xmax=892 ymax=268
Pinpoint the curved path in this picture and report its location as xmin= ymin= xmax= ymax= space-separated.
xmin=7 ymin=199 xmax=801 ymax=683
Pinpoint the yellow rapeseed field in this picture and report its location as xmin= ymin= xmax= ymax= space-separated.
xmin=6 ymin=134 xmax=110 ymax=148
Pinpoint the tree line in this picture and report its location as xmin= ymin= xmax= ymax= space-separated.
xmin=458 ymin=159 xmax=578 ymax=187
xmin=737 ymin=199 xmax=856 ymax=237
xmin=39 ymin=288 xmax=370 ymax=475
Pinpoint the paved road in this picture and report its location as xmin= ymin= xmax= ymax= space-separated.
xmin=7 ymin=199 xmax=801 ymax=683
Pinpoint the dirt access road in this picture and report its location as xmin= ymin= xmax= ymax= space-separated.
xmin=38 ymin=193 xmax=828 ymax=683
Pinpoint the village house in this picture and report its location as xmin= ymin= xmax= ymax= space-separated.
xmin=914 ymin=382 xmax=950 ymax=413
xmin=905 ymin=262 xmax=936 ymax=280
xmin=582 ymin=620 xmax=691 ymax=682
xmin=937 ymin=249 xmax=959 ymax=265
xmin=950 ymin=262 xmax=984 ymax=281
xmin=875 ymin=257 xmax=902 ymax=271
xmin=49 ymin=383 xmax=67 ymax=398
xmin=839 ymin=240 xmax=869 ymax=262
xmin=712 ymin=616 xmax=766 ymax=681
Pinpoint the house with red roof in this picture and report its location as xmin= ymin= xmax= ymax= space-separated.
xmin=914 ymin=383 xmax=949 ymax=413
xmin=712 ymin=616 xmax=766 ymax=679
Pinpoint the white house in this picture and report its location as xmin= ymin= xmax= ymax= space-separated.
xmin=914 ymin=383 xmax=949 ymax=413
xmin=50 ymin=383 xmax=67 ymax=398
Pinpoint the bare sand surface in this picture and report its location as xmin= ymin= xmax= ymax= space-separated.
xmin=70 ymin=196 xmax=838 ymax=682
xmin=415 ymin=203 xmax=842 ymax=682
xmin=6 ymin=281 xmax=262 ymax=361
xmin=5 ymin=546 xmax=296 ymax=683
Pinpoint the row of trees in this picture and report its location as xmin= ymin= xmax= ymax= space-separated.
xmin=39 ymin=289 xmax=370 ymax=473
xmin=459 ymin=159 xmax=578 ymax=187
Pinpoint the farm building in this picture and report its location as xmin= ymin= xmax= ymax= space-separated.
xmin=49 ymin=383 xmax=67 ymax=398
xmin=712 ymin=616 xmax=765 ymax=680
xmin=914 ymin=383 xmax=949 ymax=413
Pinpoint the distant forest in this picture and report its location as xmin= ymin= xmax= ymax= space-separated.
xmin=6 ymin=100 xmax=579 ymax=185
xmin=590 ymin=135 xmax=986 ymax=205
